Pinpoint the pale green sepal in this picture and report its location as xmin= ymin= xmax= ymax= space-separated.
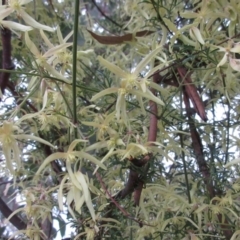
xmin=91 ymin=87 xmax=118 ymax=101
xmin=66 ymin=189 xmax=76 ymax=219
xmin=2 ymin=21 xmax=33 ymax=31
xmin=163 ymin=18 xmax=178 ymax=32
xmin=0 ymin=8 xmax=13 ymax=20
xmin=224 ymin=158 xmax=240 ymax=167
xmin=149 ymin=81 xmax=164 ymax=92
xmin=93 ymin=147 xmax=115 ymax=174
xmin=25 ymin=32 xmax=40 ymax=56
xmin=40 ymin=30 xmax=53 ymax=48
xmin=180 ymin=11 xmax=198 ymax=19
xmin=97 ymin=56 xmax=127 ymax=78
xmin=131 ymin=89 xmax=164 ymax=105
xmin=231 ymin=43 xmax=240 ymax=53
xmin=85 ymin=142 xmax=108 ymax=152
xmin=100 ymin=218 xmax=121 ymax=224
xmin=15 ymin=134 xmax=55 ymax=149
xmin=20 ymin=10 xmax=55 ymax=32
xmin=135 ymin=46 xmax=162 ymax=75
xmin=44 ymin=43 xmax=72 ymax=58
xmin=35 ymin=152 xmax=67 ymax=177
xmin=68 ymin=139 xmax=88 ymax=152
xmin=58 ymin=174 xmax=69 ymax=211
xmin=72 ymin=151 xmax=107 ymax=170
xmin=229 ymin=58 xmax=240 ymax=72
xmin=44 ymin=63 xmax=69 ymax=82
xmin=217 ymin=54 xmax=227 ymax=68
xmin=75 ymin=171 xmax=96 ymax=221
xmin=57 ymin=26 xmax=64 ymax=43
xmin=75 ymin=194 xmax=85 ymax=214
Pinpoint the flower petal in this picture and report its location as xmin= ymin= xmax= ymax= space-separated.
xmin=217 ymin=53 xmax=228 ymax=68
xmin=97 ymin=56 xmax=127 ymax=78
xmin=68 ymin=139 xmax=88 ymax=152
xmin=231 ymin=43 xmax=240 ymax=53
xmin=190 ymin=27 xmax=205 ymax=45
xmin=0 ymin=8 xmax=14 ymax=20
xmin=131 ymin=89 xmax=164 ymax=105
xmin=20 ymin=10 xmax=54 ymax=32
xmin=58 ymin=174 xmax=68 ymax=211
xmin=91 ymin=87 xmax=118 ymax=101
xmin=72 ymin=151 xmax=107 ymax=170
xmin=34 ymin=152 xmax=67 ymax=178
xmin=2 ymin=20 xmax=32 ymax=31
xmin=43 ymin=43 xmax=72 ymax=58
xmin=229 ymin=58 xmax=240 ymax=72
xmin=25 ymin=31 xmax=40 ymax=56
xmin=40 ymin=30 xmax=53 ymax=48
xmin=75 ymin=172 xmax=96 ymax=221
xmin=135 ymin=46 xmax=162 ymax=75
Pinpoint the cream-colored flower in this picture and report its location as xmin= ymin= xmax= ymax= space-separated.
xmin=25 ymin=32 xmax=72 ymax=82
xmin=6 ymin=0 xmax=54 ymax=31
xmin=91 ymin=47 xmax=164 ymax=122
xmin=34 ymin=139 xmax=106 ymax=179
xmin=58 ymin=172 xmax=96 ymax=221
xmin=217 ymin=41 xmax=240 ymax=68
xmin=40 ymin=27 xmax=74 ymax=71
xmin=189 ymin=26 xmax=205 ymax=45
xmin=0 ymin=8 xmax=32 ymax=32
xmin=0 ymin=121 xmax=55 ymax=174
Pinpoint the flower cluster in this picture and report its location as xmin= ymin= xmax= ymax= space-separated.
xmin=0 ymin=0 xmax=54 ymax=33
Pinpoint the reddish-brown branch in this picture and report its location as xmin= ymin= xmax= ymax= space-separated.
xmin=130 ymin=62 xmax=160 ymax=206
xmin=177 ymin=67 xmax=207 ymax=121
xmin=91 ymin=0 xmax=123 ymax=28
xmin=96 ymin=173 xmax=134 ymax=218
xmin=180 ymin=68 xmax=233 ymax=239
xmin=0 ymin=195 xmax=26 ymax=230
xmin=184 ymin=92 xmax=215 ymax=197
xmin=0 ymin=26 xmax=14 ymax=95
xmin=116 ymin=169 xmax=139 ymax=199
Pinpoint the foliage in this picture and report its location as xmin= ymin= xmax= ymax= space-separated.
xmin=1 ymin=0 xmax=240 ymax=239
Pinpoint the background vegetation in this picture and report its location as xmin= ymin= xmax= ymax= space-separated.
xmin=1 ymin=0 xmax=240 ymax=239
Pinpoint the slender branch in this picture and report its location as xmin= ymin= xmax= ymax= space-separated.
xmin=91 ymin=0 xmax=123 ymax=28
xmin=148 ymin=32 xmax=240 ymax=81
xmin=180 ymin=89 xmax=191 ymax=204
xmin=149 ymin=0 xmax=172 ymax=34
xmin=179 ymin=68 xmax=233 ymax=239
xmin=0 ymin=11 xmax=14 ymax=95
xmin=96 ymin=172 xmax=153 ymax=227
xmin=0 ymin=196 xmax=26 ymax=230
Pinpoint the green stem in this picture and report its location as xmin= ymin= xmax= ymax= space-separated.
xmin=72 ymin=0 xmax=80 ymax=138
xmin=180 ymin=89 xmax=191 ymax=204
xmin=55 ymin=81 xmax=73 ymax=118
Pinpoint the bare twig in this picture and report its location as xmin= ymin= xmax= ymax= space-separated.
xmin=91 ymin=0 xmax=123 ymax=28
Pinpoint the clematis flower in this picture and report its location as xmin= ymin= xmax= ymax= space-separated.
xmin=34 ymin=139 xmax=106 ymax=179
xmin=34 ymin=139 xmax=106 ymax=219
xmin=0 ymin=121 xmax=55 ymax=174
xmin=0 ymin=8 xmax=32 ymax=32
xmin=40 ymin=27 xmax=73 ymax=71
xmin=119 ymin=142 xmax=149 ymax=160
xmin=86 ymin=131 xmax=125 ymax=174
xmin=25 ymin=32 xmax=72 ymax=82
xmin=91 ymin=47 xmax=165 ymax=122
xmin=58 ymin=172 xmax=96 ymax=221
xmin=217 ymin=41 xmax=240 ymax=68
xmin=229 ymin=57 xmax=240 ymax=72
xmin=82 ymin=112 xmax=116 ymax=141
xmin=5 ymin=0 xmax=54 ymax=31
xmin=189 ymin=26 xmax=205 ymax=45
